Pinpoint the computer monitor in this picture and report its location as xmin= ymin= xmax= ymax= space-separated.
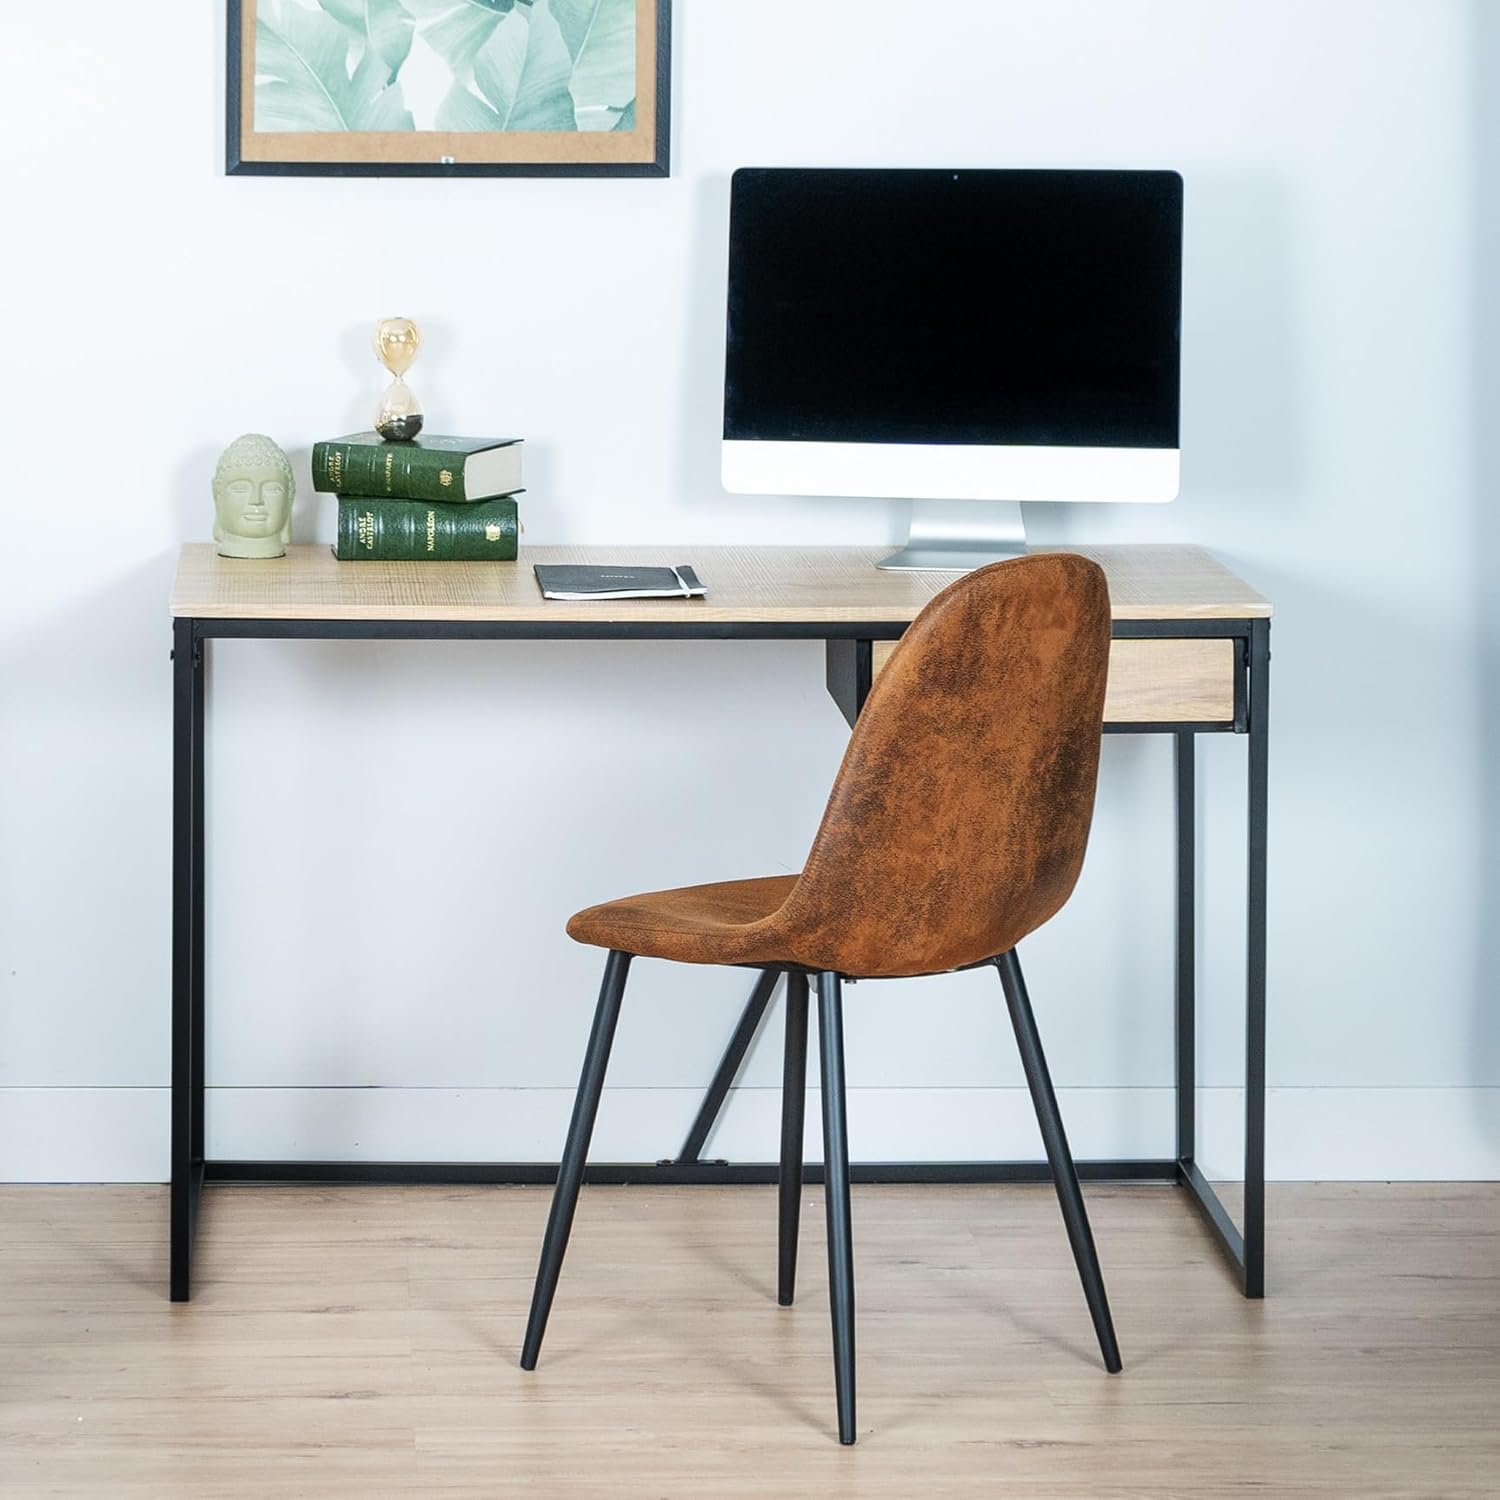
xmin=721 ymin=167 xmax=1183 ymax=570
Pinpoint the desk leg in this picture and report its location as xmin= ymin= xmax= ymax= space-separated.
xmin=1176 ymin=623 xmax=1269 ymax=1299
xmin=676 ymin=969 xmax=780 ymax=1164
xmin=1243 ymin=618 xmax=1269 ymax=1298
xmin=170 ymin=620 xmax=205 ymax=1301
xmin=1175 ymin=732 xmax=1196 ymax=1166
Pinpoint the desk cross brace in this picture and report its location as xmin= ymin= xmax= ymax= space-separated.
xmin=170 ymin=614 xmax=1268 ymax=1303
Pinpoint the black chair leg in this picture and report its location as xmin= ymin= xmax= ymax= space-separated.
xmin=520 ymin=949 xmax=632 ymax=1371
xmin=995 ymin=949 xmax=1122 ymax=1374
xmin=817 ymin=971 xmax=857 ymax=1445
xmin=778 ymin=972 xmax=810 ymax=1306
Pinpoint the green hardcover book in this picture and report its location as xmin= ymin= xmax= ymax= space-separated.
xmin=311 ymin=433 xmax=523 ymax=502
xmin=334 ymin=494 xmax=521 ymax=562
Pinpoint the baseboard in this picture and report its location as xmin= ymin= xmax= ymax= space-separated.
xmin=0 ymin=1089 xmax=171 ymax=1184
xmin=3 ymin=1085 xmax=1498 ymax=1183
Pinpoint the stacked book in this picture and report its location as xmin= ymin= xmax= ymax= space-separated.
xmin=313 ymin=432 xmax=523 ymax=561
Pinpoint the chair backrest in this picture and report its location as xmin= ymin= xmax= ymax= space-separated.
xmin=778 ymin=552 xmax=1112 ymax=978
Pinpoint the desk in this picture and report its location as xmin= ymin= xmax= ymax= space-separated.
xmin=169 ymin=542 xmax=1271 ymax=1302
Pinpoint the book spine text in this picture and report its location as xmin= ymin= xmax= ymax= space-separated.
xmin=334 ymin=496 xmax=519 ymax=562
xmin=313 ymin=441 xmax=469 ymax=501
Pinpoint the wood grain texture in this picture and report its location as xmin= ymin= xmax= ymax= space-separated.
xmin=170 ymin=543 xmax=1272 ymax=624
xmin=872 ymin=636 xmax=1239 ymax=723
xmin=0 ymin=1183 xmax=1495 ymax=1496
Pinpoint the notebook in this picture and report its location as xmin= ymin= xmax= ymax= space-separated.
xmin=533 ymin=564 xmax=706 ymax=600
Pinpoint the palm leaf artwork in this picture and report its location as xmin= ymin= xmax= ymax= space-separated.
xmin=318 ymin=0 xmax=417 ymax=81
xmin=550 ymin=0 xmax=636 ymax=130
xmin=434 ymin=1 xmax=575 ymax=132
xmin=401 ymin=0 xmax=517 ymax=76
xmin=254 ymin=0 xmax=638 ymax=134
xmin=254 ymin=0 xmax=415 ymax=131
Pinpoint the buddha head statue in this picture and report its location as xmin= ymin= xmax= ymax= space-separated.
xmin=212 ymin=433 xmax=295 ymax=559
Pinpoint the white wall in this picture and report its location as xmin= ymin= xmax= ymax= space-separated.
xmin=1 ymin=0 xmax=1495 ymax=1182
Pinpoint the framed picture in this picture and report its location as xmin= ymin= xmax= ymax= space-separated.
xmin=227 ymin=0 xmax=669 ymax=177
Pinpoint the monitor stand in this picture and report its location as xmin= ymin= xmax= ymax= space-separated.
xmin=877 ymin=499 xmax=1027 ymax=572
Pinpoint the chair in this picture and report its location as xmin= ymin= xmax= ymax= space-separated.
xmin=520 ymin=552 xmax=1121 ymax=1445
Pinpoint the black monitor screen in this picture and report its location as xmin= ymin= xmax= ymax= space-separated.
xmin=724 ymin=168 xmax=1182 ymax=449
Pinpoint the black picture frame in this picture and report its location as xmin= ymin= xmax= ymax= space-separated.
xmin=227 ymin=0 xmax=671 ymax=177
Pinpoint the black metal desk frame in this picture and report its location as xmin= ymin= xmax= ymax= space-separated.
xmin=171 ymin=612 xmax=1269 ymax=1302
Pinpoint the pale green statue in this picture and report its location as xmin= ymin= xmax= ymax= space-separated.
xmin=212 ymin=433 xmax=295 ymax=559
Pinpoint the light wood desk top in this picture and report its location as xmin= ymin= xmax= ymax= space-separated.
xmin=170 ymin=542 xmax=1270 ymax=624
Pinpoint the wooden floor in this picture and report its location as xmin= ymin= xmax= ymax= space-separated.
xmin=0 ymin=1183 xmax=1496 ymax=1496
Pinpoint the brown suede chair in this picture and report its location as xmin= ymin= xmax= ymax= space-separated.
xmin=520 ymin=552 xmax=1121 ymax=1445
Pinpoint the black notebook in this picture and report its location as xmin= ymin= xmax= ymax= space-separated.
xmin=533 ymin=564 xmax=706 ymax=600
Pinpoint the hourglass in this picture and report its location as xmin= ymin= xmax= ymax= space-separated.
xmin=373 ymin=317 xmax=424 ymax=441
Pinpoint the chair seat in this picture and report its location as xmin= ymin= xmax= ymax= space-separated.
xmin=567 ymin=874 xmax=801 ymax=967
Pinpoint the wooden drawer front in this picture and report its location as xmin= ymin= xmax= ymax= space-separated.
xmin=869 ymin=636 xmax=1237 ymax=725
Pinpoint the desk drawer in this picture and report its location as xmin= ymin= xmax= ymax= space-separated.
xmin=869 ymin=636 xmax=1237 ymax=726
